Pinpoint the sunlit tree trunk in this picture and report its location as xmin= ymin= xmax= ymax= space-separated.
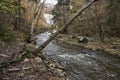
xmin=28 ymin=0 xmax=44 ymax=42
xmin=35 ymin=0 xmax=45 ymax=27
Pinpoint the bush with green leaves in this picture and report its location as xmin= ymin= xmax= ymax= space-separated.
xmin=0 ymin=0 xmax=20 ymax=43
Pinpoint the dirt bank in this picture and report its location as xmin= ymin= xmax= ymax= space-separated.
xmin=56 ymin=34 xmax=120 ymax=56
xmin=0 ymin=42 xmax=67 ymax=80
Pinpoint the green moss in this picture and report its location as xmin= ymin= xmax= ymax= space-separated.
xmin=20 ymin=52 xmax=34 ymax=61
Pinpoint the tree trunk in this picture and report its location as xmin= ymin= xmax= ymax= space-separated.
xmin=28 ymin=0 xmax=43 ymax=42
xmin=35 ymin=1 xmax=45 ymax=27
xmin=30 ymin=3 xmax=41 ymax=35
xmin=33 ymin=0 xmax=98 ymax=54
xmin=14 ymin=0 xmax=21 ymax=30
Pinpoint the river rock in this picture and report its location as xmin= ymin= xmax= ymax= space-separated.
xmin=56 ymin=69 xmax=66 ymax=77
xmin=24 ymin=43 xmax=36 ymax=52
xmin=34 ymin=57 xmax=42 ymax=63
xmin=47 ymin=62 xmax=67 ymax=79
xmin=78 ymin=37 xmax=88 ymax=43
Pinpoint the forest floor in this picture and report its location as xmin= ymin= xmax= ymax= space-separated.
xmin=56 ymin=34 xmax=120 ymax=56
xmin=0 ymin=41 xmax=67 ymax=80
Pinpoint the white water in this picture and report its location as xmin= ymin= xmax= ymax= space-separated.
xmin=41 ymin=0 xmax=57 ymax=25
xmin=40 ymin=0 xmax=58 ymax=8
xmin=44 ymin=14 xmax=54 ymax=25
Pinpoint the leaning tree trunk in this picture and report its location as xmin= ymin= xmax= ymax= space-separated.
xmin=33 ymin=0 xmax=98 ymax=54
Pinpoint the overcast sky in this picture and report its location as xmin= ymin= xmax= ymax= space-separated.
xmin=40 ymin=0 xmax=58 ymax=6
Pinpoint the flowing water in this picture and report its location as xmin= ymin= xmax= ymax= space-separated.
xmin=35 ymin=32 xmax=120 ymax=80
xmin=44 ymin=14 xmax=54 ymax=25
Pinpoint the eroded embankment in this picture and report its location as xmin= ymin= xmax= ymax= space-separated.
xmin=55 ymin=34 xmax=120 ymax=56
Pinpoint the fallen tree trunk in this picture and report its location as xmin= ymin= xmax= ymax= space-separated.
xmin=33 ymin=0 xmax=98 ymax=54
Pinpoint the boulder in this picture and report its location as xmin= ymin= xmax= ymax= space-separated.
xmin=78 ymin=37 xmax=88 ymax=43
xmin=34 ymin=57 xmax=42 ymax=63
xmin=24 ymin=43 xmax=36 ymax=52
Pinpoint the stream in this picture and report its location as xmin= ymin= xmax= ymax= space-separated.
xmin=35 ymin=32 xmax=120 ymax=80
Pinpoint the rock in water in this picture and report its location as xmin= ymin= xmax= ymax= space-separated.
xmin=78 ymin=37 xmax=88 ymax=43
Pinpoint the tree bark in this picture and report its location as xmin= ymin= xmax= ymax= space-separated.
xmin=27 ymin=0 xmax=43 ymax=42
xmin=35 ymin=1 xmax=45 ymax=27
xmin=33 ymin=0 xmax=98 ymax=54
xmin=14 ymin=0 xmax=21 ymax=30
xmin=29 ymin=0 xmax=43 ymax=36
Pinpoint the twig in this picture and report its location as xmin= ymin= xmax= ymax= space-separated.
xmin=8 ymin=67 xmax=31 ymax=73
xmin=0 ymin=54 xmax=9 ymax=57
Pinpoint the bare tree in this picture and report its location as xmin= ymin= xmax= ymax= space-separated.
xmin=30 ymin=0 xmax=41 ymax=35
xmin=35 ymin=0 xmax=46 ymax=27
xmin=28 ymin=0 xmax=46 ymax=42
xmin=14 ymin=0 xmax=21 ymax=30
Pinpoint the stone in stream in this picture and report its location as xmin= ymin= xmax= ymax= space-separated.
xmin=77 ymin=37 xmax=88 ymax=43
